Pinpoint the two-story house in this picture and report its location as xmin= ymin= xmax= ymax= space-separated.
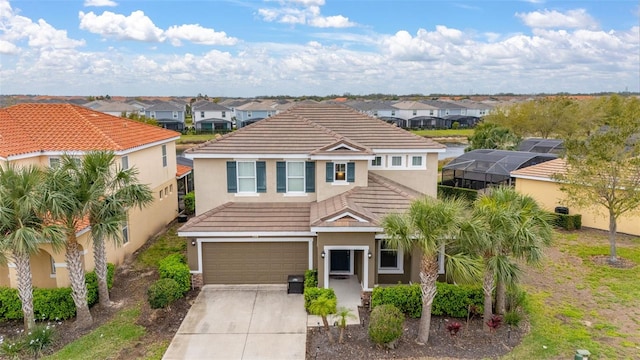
xmin=145 ymin=101 xmax=187 ymax=131
xmin=191 ymin=101 xmax=232 ymax=131
xmin=0 ymin=103 xmax=180 ymax=288
xmin=179 ymin=103 xmax=445 ymax=290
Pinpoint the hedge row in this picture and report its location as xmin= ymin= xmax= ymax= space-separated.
xmin=304 ymin=269 xmax=317 ymax=289
xmin=371 ymin=282 xmax=484 ymax=319
xmin=551 ymin=212 xmax=582 ymax=230
xmin=0 ymin=264 xmax=115 ymax=321
xmin=437 ymin=185 xmax=478 ymax=202
xmin=148 ymin=254 xmax=191 ymax=309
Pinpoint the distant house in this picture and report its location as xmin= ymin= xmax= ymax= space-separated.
xmin=392 ymin=101 xmax=440 ymax=121
xmin=0 ymin=103 xmax=181 ymax=288
xmin=191 ymin=101 xmax=232 ymax=131
xmin=346 ymin=100 xmax=397 ymax=119
xmin=235 ymin=100 xmax=293 ymax=128
xmin=83 ymin=101 xmax=141 ymax=117
xmin=145 ymin=101 xmax=187 ymax=131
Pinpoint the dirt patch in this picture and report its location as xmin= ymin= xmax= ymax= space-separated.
xmin=306 ymin=307 xmax=526 ymax=360
xmin=591 ymin=255 xmax=636 ymax=269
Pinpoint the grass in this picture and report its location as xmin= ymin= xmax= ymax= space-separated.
xmin=177 ymin=133 xmax=218 ymax=144
xmin=136 ymin=226 xmax=187 ymax=269
xmin=410 ymin=129 xmax=474 ymax=137
xmin=43 ymin=307 xmax=145 ymax=360
xmin=504 ymin=229 xmax=640 ymax=359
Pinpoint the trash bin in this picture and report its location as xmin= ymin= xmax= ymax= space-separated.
xmin=287 ymin=275 xmax=304 ymax=294
xmin=574 ymin=349 xmax=591 ymax=360
xmin=555 ymin=206 xmax=569 ymax=214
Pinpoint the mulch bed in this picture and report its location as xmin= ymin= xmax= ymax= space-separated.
xmin=591 ymin=255 xmax=636 ymax=269
xmin=306 ymin=307 xmax=527 ymax=360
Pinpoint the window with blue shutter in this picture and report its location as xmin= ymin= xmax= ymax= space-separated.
xmin=305 ymin=162 xmax=315 ymax=192
xmin=276 ymin=161 xmax=286 ymax=193
xmin=347 ymin=162 xmax=355 ymax=182
xmin=226 ymin=161 xmax=237 ymax=193
xmin=256 ymin=161 xmax=266 ymax=193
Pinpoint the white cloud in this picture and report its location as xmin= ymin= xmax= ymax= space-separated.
xmin=84 ymin=0 xmax=118 ymax=7
xmin=258 ymin=0 xmax=355 ymax=28
xmin=78 ymin=10 xmax=164 ymax=42
xmin=165 ymin=24 xmax=238 ymax=46
xmin=0 ymin=39 xmax=19 ymax=54
xmin=516 ymin=9 xmax=598 ymax=29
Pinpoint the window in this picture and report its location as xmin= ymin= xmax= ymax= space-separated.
xmin=164 ymin=187 xmax=168 ymax=197
xmin=378 ymin=241 xmax=403 ymax=274
xmin=373 ymin=111 xmax=378 ymax=116
xmin=161 ymin=145 xmax=167 ymax=167
xmin=429 ymin=110 xmax=434 ymax=116
xmin=247 ymin=112 xmax=252 ymax=118
xmin=334 ymin=163 xmax=346 ymax=181
xmin=391 ymin=110 xmax=396 ymax=116
xmin=49 ymin=157 xmax=60 ymax=168
xmin=173 ymin=111 xmax=178 ymax=118
xmin=50 ymin=255 xmax=56 ymax=275
xmin=222 ymin=111 xmax=226 ymax=118
xmin=122 ymin=223 xmax=129 ymax=244
xmin=413 ymin=110 xmax=417 ymax=116
xmin=237 ymin=161 xmax=256 ymax=193
xmin=170 ymin=184 xmax=173 ymax=193
xmin=391 ymin=156 xmax=402 ymax=167
xmin=151 ymin=112 xmax=156 ymax=118
xmin=371 ymin=156 xmax=382 ymax=167
xmin=121 ymin=156 xmax=129 ymax=170
xmin=200 ymin=111 xmax=205 ymax=118
xmin=287 ymin=162 xmax=305 ymax=193
xmin=411 ymin=156 xmax=423 ymax=167
xmin=159 ymin=191 xmax=163 ymax=199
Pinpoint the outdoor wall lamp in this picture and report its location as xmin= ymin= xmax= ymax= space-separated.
xmin=191 ymin=240 xmax=196 ymax=246
xmin=321 ymin=250 xmax=326 ymax=258
xmin=368 ymin=250 xmax=372 ymax=259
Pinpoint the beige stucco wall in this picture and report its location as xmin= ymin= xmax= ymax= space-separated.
xmin=316 ymin=232 xmax=376 ymax=289
xmin=1 ymin=141 xmax=179 ymax=289
xmin=370 ymin=153 xmax=439 ymax=197
xmin=515 ymin=178 xmax=640 ymax=236
xmin=315 ymin=160 xmax=368 ymax=202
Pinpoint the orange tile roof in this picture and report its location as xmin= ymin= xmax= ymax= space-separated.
xmin=176 ymin=164 xmax=192 ymax=178
xmin=0 ymin=103 xmax=180 ymax=158
xmin=510 ymin=158 xmax=566 ymax=180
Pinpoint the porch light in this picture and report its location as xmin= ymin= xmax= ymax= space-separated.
xmin=321 ymin=250 xmax=326 ymax=258
xmin=191 ymin=240 xmax=196 ymax=246
xmin=368 ymin=250 xmax=372 ymax=259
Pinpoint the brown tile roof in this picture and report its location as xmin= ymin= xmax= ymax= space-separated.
xmin=0 ymin=103 xmax=180 ymax=158
xmin=176 ymin=164 xmax=192 ymax=178
xmin=310 ymin=173 xmax=422 ymax=228
xmin=186 ymin=103 xmax=443 ymax=157
xmin=510 ymin=158 xmax=566 ymax=180
xmin=179 ymin=202 xmax=312 ymax=233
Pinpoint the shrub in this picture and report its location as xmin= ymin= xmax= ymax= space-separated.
xmin=184 ymin=192 xmax=195 ymax=215
xmin=487 ymin=314 xmax=503 ymax=331
xmin=303 ymin=287 xmax=336 ymax=312
xmin=33 ymin=288 xmax=75 ymax=320
xmin=147 ymin=278 xmax=182 ymax=309
xmin=368 ymin=304 xmax=404 ymax=347
xmin=553 ymin=213 xmax=582 ymax=230
xmin=0 ymin=288 xmax=23 ymax=320
xmin=304 ymin=269 xmax=318 ymax=288
xmin=371 ymin=284 xmax=422 ymax=318
xmin=0 ymin=338 xmax=24 ymax=359
xmin=24 ymin=324 xmax=56 ymax=358
xmin=158 ymin=254 xmax=191 ymax=293
xmin=432 ymin=282 xmax=484 ymax=318
xmin=504 ymin=310 xmax=523 ymax=327
xmin=85 ymin=263 xmax=116 ymax=307
xmin=437 ymin=185 xmax=478 ymax=201
xmin=506 ymin=285 xmax=527 ymax=312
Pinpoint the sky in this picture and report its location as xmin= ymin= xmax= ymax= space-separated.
xmin=0 ymin=0 xmax=639 ymax=97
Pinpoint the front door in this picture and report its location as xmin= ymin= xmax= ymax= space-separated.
xmin=330 ymin=250 xmax=351 ymax=274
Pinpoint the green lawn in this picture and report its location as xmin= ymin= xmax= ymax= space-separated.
xmin=504 ymin=230 xmax=640 ymax=359
xmin=177 ymin=133 xmax=219 ymax=144
xmin=410 ymin=129 xmax=474 ymax=137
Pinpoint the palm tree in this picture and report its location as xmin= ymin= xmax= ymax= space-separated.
xmin=308 ymin=295 xmax=337 ymax=343
xmin=0 ymin=165 xmax=66 ymax=331
xmin=82 ymin=151 xmax=153 ymax=307
xmin=382 ymin=196 xmax=481 ymax=345
xmin=463 ymin=186 xmax=553 ymax=330
xmin=334 ymin=307 xmax=357 ymax=344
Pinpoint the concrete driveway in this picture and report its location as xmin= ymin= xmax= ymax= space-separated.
xmin=163 ymin=284 xmax=307 ymax=360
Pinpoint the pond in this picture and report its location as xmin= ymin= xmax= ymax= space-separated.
xmin=440 ymin=143 xmax=467 ymax=160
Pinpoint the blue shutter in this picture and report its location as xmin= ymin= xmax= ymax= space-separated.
xmin=226 ymin=161 xmax=237 ymax=193
xmin=305 ymin=162 xmax=315 ymax=193
xmin=347 ymin=162 xmax=355 ymax=182
xmin=256 ymin=161 xmax=266 ymax=193
xmin=325 ymin=162 xmax=334 ymax=183
xmin=276 ymin=161 xmax=286 ymax=193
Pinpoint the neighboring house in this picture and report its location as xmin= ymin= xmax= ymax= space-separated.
xmin=83 ymin=101 xmax=141 ymax=117
xmin=440 ymin=99 xmax=493 ymax=118
xmin=191 ymin=101 xmax=232 ymax=131
xmin=392 ymin=101 xmax=440 ymax=121
xmin=235 ymin=100 xmax=291 ymax=128
xmin=346 ymin=100 xmax=398 ymax=119
xmin=511 ymin=159 xmax=640 ymax=236
xmin=145 ymin=101 xmax=187 ymax=131
xmin=179 ymin=103 xmax=445 ymax=290
xmin=421 ymin=100 xmax=467 ymax=117
xmin=0 ymin=103 xmax=181 ymax=288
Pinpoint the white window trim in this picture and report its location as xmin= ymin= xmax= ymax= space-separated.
xmin=410 ymin=155 xmax=426 ymax=169
xmin=378 ymin=242 xmax=404 ymax=274
xmin=390 ymin=155 xmax=403 ymax=167
xmin=161 ymin=145 xmax=167 ymax=167
xmin=121 ymin=155 xmax=129 ymax=170
xmin=333 ymin=162 xmax=349 ymax=184
xmin=122 ymin=222 xmax=129 ymax=245
xmin=286 ymin=161 xmax=305 ymax=194
xmin=237 ymin=161 xmax=257 ymax=194
xmin=370 ymin=156 xmax=383 ymax=168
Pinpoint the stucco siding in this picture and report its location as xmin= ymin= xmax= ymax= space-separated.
xmin=316 ymin=232 xmax=375 ymax=289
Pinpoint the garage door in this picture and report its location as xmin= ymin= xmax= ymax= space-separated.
xmin=202 ymin=242 xmax=308 ymax=284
